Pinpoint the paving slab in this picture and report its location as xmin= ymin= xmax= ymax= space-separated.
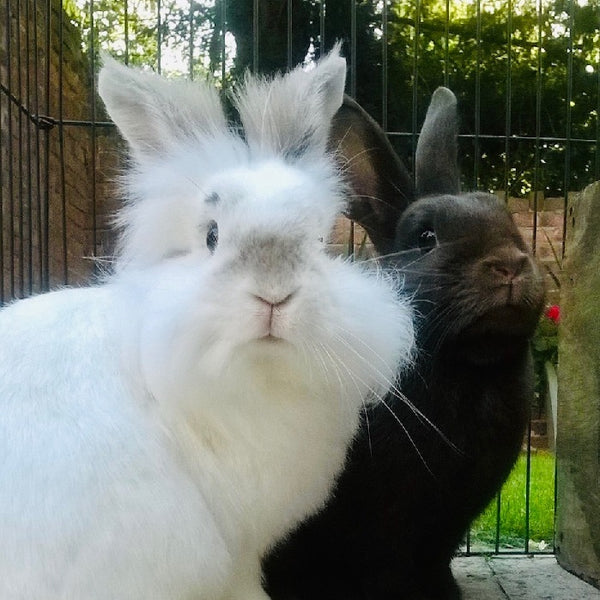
xmin=452 ymin=555 xmax=508 ymax=599
xmin=452 ymin=555 xmax=600 ymax=600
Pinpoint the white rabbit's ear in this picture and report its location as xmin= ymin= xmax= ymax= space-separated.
xmin=310 ymin=45 xmax=348 ymax=124
xmin=235 ymin=45 xmax=347 ymax=161
xmin=98 ymin=55 xmax=227 ymax=160
xmin=415 ymin=86 xmax=460 ymax=197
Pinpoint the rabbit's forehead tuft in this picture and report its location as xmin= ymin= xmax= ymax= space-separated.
xmin=206 ymin=161 xmax=306 ymax=203
xmin=204 ymin=160 xmax=342 ymax=231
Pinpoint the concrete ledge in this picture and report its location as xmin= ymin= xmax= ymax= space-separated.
xmin=452 ymin=555 xmax=600 ymax=599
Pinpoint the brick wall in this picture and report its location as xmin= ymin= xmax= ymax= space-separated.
xmin=506 ymin=192 xmax=564 ymax=305
xmin=0 ymin=0 xmax=119 ymax=303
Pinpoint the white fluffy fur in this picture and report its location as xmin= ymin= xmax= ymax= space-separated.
xmin=235 ymin=43 xmax=346 ymax=161
xmin=0 ymin=48 xmax=414 ymax=599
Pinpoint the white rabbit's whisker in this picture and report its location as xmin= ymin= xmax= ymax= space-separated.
xmin=331 ymin=323 xmax=464 ymax=454
xmin=377 ymin=394 xmax=435 ymax=478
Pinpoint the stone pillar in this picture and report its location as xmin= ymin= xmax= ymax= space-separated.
xmin=555 ymin=181 xmax=600 ymax=589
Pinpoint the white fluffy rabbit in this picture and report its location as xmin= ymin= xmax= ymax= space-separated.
xmin=0 ymin=48 xmax=414 ymax=600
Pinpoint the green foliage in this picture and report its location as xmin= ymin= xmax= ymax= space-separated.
xmin=532 ymin=309 xmax=559 ymax=372
xmin=384 ymin=0 xmax=599 ymax=196
xmin=59 ymin=0 xmax=600 ymax=195
xmin=64 ymin=0 xmax=221 ymax=80
xmin=228 ymin=0 xmax=600 ymax=197
xmin=531 ymin=305 xmax=560 ymax=417
xmin=469 ymin=451 xmax=556 ymax=551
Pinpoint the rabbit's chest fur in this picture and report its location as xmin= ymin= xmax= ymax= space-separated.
xmin=0 ymin=285 xmax=360 ymax=599
xmin=162 ymin=351 xmax=359 ymax=556
xmin=0 ymin=288 xmax=225 ymax=597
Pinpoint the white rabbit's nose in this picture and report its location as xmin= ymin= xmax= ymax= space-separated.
xmin=252 ymin=291 xmax=297 ymax=339
xmin=253 ymin=292 xmax=295 ymax=309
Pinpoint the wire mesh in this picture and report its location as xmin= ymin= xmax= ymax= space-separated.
xmin=1 ymin=0 xmax=596 ymax=557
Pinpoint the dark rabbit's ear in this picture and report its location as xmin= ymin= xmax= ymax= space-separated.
xmin=416 ymin=87 xmax=460 ymax=197
xmin=329 ymin=96 xmax=414 ymax=256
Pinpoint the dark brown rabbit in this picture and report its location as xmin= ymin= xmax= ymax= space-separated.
xmin=263 ymin=87 xmax=545 ymax=600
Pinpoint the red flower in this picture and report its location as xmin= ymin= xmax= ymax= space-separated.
xmin=545 ymin=305 xmax=560 ymax=323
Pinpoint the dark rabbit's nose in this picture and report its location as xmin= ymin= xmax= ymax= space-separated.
xmin=486 ymin=249 xmax=529 ymax=282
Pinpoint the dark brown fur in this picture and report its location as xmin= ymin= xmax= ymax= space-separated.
xmin=264 ymin=88 xmax=545 ymax=600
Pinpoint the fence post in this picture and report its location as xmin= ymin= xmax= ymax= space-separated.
xmin=555 ymin=181 xmax=600 ymax=589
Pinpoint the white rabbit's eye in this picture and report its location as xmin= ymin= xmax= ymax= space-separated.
xmin=206 ymin=220 xmax=219 ymax=253
xmin=418 ymin=229 xmax=437 ymax=253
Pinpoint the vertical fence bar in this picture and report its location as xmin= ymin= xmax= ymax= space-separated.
xmin=157 ymin=0 xmax=162 ymax=73
xmin=444 ymin=0 xmax=449 ymax=87
xmin=252 ymin=0 xmax=259 ymax=72
xmin=532 ymin=0 xmax=543 ymax=255
xmin=32 ymin=0 xmax=42 ymax=293
xmin=16 ymin=0 xmax=24 ymax=298
xmin=124 ymin=0 xmax=130 ymax=69
xmin=89 ymin=0 xmax=97 ymax=264
xmin=494 ymin=492 xmax=502 ymax=554
xmin=220 ymin=0 xmax=227 ymax=87
xmin=473 ymin=0 xmax=481 ymax=189
xmin=59 ymin=0 xmax=68 ymax=285
xmin=561 ymin=0 xmax=574 ymax=258
xmin=411 ymin=0 xmax=421 ymax=168
xmin=346 ymin=0 xmax=358 ymax=257
xmin=0 ymin=4 xmax=4 ymax=303
xmin=381 ymin=0 xmax=388 ymax=131
xmin=124 ymin=0 xmax=129 ymax=65
xmin=524 ymin=418 xmax=533 ymax=553
xmin=6 ymin=0 xmax=16 ymax=298
xmin=466 ymin=0 xmax=483 ymax=551
xmin=42 ymin=0 xmax=50 ymax=290
xmin=25 ymin=0 xmax=33 ymax=295
xmin=503 ymin=0 xmax=512 ymax=204
xmin=188 ymin=1 xmax=194 ymax=79
xmin=287 ymin=0 xmax=292 ymax=69
xmin=529 ymin=0 xmax=546 ymax=552
xmin=349 ymin=0 xmax=357 ymax=98
xmin=319 ymin=0 xmax=325 ymax=56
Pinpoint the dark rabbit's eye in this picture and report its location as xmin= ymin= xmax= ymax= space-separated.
xmin=206 ymin=220 xmax=219 ymax=253
xmin=418 ymin=229 xmax=437 ymax=253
